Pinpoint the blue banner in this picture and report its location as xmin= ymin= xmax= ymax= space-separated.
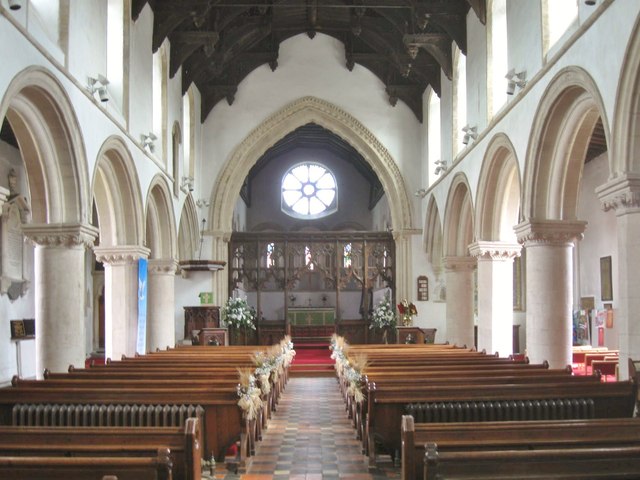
xmin=136 ymin=258 xmax=148 ymax=355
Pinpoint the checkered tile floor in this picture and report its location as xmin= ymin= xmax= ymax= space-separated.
xmin=212 ymin=377 xmax=400 ymax=479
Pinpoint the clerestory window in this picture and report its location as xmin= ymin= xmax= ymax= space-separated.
xmin=281 ymin=162 xmax=337 ymax=219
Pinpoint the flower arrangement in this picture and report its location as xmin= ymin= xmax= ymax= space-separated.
xmin=397 ymin=298 xmax=417 ymax=326
xmin=236 ymin=367 xmax=262 ymax=421
xmin=369 ymin=295 xmax=397 ymax=330
xmin=222 ymin=296 xmax=256 ymax=330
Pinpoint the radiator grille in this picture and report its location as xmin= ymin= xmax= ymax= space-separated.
xmin=405 ymin=398 xmax=595 ymax=423
xmin=11 ymin=403 xmax=204 ymax=427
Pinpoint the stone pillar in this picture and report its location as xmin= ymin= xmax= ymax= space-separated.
xmin=597 ymin=174 xmax=640 ymax=378
xmin=393 ymin=229 xmax=415 ymax=301
xmin=22 ymin=223 xmax=98 ymax=378
xmin=443 ymin=256 xmax=476 ymax=348
xmin=209 ymin=230 xmax=231 ymax=304
xmin=147 ymin=258 xmax=178 ymax=351
xmin=469 ymin=241 xmax=521 ymax=356
xmin=94 ymin=245 xmax=150 ymax=361
xmin=515 ymin=220 xmax=586 ymax=368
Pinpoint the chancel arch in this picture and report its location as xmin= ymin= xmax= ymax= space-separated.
xmin=0 ymin=66 xmax=96 ymax=377
xmin=209 ymin=96 xmax=414 ymax=303
xmin=145 ymin=175 xmax=178 ymax=351
xmin=471 ymin=133 xmax=522 ymax=356
xmin=92 ymin=135 xmax=149 ymax=360
xmin=442 ymin=173 xmax=475 ymax=348
xmin=517 ymin=66 xmax=610 ymax=368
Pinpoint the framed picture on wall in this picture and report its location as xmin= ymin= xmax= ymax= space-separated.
xmin=600 ymin=256 xmax=613 ymax=301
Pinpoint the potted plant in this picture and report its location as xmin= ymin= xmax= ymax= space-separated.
xmin=222 ymin=297 xmax=256 ymax=344
xmin=370 ymin=295 xmax=397 ymax=343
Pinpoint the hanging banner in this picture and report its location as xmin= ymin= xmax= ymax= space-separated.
xmin=136 ymin=258 xmax=148 ymax=355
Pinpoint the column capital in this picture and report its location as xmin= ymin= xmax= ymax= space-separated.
xmin=208 ymin=229 xmax=232 ymax=243
xmin=94 ymin=245 xmax=150 ymax=265
xmin=514 ymin=220 xmax=587 ymax=247
xmin=596 ymin=173 xmax=640 ymax=214
xmin=443 ymin=255 xmax=476 ymax=271
xmin=148 ymin=258 xmax=179 ymax=275
xmin=22 ymin=223 xmax=99 ymax=248
xmin=392 ymin=228 xmax=421 ymax=242
xmin=468 ymin=241 xmax=521 ymax=261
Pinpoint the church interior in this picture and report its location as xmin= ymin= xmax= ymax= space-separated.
xmin=1 ymin=0 xmax=640 ymax=478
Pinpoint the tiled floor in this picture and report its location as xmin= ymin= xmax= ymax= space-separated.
xmin=212 ymin=377 xmax=399 ymax=479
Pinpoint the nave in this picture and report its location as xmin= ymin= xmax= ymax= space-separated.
xmin=223 ymin=377 xmax=398 ymax=480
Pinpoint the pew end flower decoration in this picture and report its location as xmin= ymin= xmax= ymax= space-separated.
xmin=397 ymin=298 xmax=417 ymax=327
xmin=236 ymin=367 xmax=262 ymax=421
xmin=222 ymin=297 xmax=256 ymax=330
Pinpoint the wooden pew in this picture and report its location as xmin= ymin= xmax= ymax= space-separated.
xmin=0 ymin=418 xmax=201 ymax=480
xmin=0 ymin=448 xmax=174 ymax=480
xmin=401 ymin=415 xmax=640 ymax=480
xmin=423 ymin=443 xmax=640 ymax=480
xmin=366 ymin=379 xmax=638 ymax=464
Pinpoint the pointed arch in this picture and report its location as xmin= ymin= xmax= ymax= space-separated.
xmin=0 ymin=66 xmax=89 ymax=224
xmin=424 ymin=194 xmax=443 ymax=266
xmin=145 ymin=174 xmax=177 ymax=259
xmin=522 ymin=66 xmax=610 ymax=221
xmin=443 ymin=173 xmax=474 ymax=257
xmin=178 ymin=194 xmax=199 ymax=261
xmin=476 ymin=133 xmax=521 ymax=241
xmin=92 ymin=136 xmax=145 ymax=246
xmin=209 ymin=96 xmax=413 ymax=233
xmin=611 ymin=13 xmax=640 ymax=176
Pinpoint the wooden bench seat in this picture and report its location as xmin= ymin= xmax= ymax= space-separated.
xmin=0 ymin=448 xmax=174 ymax=480
xmin=0 ymin=418 xmax=201 ymax=480
xmin=366 ymin=380 xmax=637 ymax=464
xmin=401 ymin=416 xmax=640 ymax=480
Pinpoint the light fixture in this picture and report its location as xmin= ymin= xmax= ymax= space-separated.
xmin=8 ymin=0 xmax=22 ymax=10
xmin=87 ymin=75 xmax=110 ymax=102
xmin=462 ymin=125 xmax=478 ymax=145
xmin=140 ymin=132 xmax=157 ymax=153
xmin=181 ymin=176 xmax=194 ymax=192
xmin=505 ymin=68 xmax=527 ymax=95
xmin=434 ymin=159 xmax=448 ymax=176
xmin=196 ymin=198 xmax=210 ymax=208
xmin=414 ymin=188 xmax=428 ymax=198
xmin=584 ymin=0 xmax=596 ymax=5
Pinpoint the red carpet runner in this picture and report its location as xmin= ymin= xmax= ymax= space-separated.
xmin=290 ymin=342 xmax=334 ymax=376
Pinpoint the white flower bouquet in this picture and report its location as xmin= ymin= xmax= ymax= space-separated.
xmin=369 ymin=295 xmax=397 ymax=330
xmin=222 ymin=296 xmax=256 ymax=330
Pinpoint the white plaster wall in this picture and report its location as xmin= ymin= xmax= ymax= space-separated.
xmin=466 ymin=11 xmax=488 ymax=131
xmin=67 ymin=0 xmax=107 ymax=93
xmin=410 ymin=234 xmax=446 ymax=343
xmin=507 ymin=1 xmax=543 ymax=80
xmin=201 ymin=33 xmax=423 ymax=227
xmin=174 ymin=271 xmax=215 ymax=342
xmin=577 ymin=153 xmax=619 ymax=349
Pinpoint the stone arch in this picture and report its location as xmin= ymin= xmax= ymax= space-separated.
xmin=442 ymin=173 xmax=474 ymax=257
xmin=177 ymin=194 xmax=199 ymax=261
xmin=145 ymin=174 xmax=177 ymax=260
xmin=210 ymin=96 xmax=412 ymax=232
xmin=611 ymin=14 xmax=640 ymax=176
xmin=0 ymin=66 xmax=89 ymax=224
xmin=476 ymin=133 xmax=521 ymax=241
xmin=424 ymin=195 xmax=443 ymax=265
xmin=522 ymin=66 xmax=611 ymax=221
xmin=171 ymin=121 xmax=182 ymax=197
xmin=92 ymin=136 xmax=144 ymax=246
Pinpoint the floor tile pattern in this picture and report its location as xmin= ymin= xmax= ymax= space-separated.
xmin=213 ymin=376 xmax=399 ymax=479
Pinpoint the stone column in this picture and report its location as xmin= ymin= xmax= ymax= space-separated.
xmin=94 ymin=245 xmax=150 ymax=361
xmin=147 ymin=258 xmax=178 ymax=351
xmin=515 ymin=220 xmax=586 ymax=368
xmin=469 ymin=241 xmax=521 ymax=356
xmin=209 ymin=230 xmax=231 ymax=304
xmin=597 ymin=174 xmax=640 ymax=378
xmin=22 ymin=223 xmax=98 ymax=378
xmin=393 ymin=229 xmax=415 ymax=301
xmin=443 ymin=256 xmax=476 ymax=348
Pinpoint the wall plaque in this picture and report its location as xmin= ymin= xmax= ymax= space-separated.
xmin=417 ymin=275 xmax=428 ymax=301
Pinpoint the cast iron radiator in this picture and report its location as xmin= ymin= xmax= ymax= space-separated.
xmin=406 ymin=398 xmax=596 ymax=422
xmin=11 ymin=403 xmax=204 ymax=427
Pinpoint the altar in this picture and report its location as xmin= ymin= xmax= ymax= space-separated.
xmin=287 ymin=307 xmax=336 ymax=342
